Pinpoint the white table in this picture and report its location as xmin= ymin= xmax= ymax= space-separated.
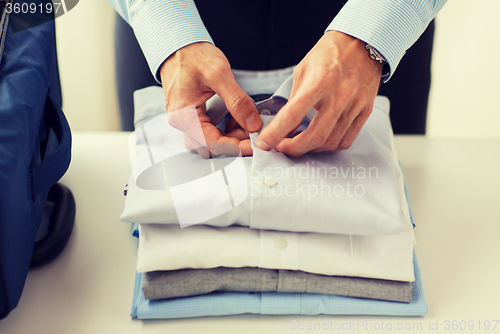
xmin=1 ymin=133 xmax=499 ymax=333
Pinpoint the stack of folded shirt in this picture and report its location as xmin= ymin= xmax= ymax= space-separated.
xmin=121 ymin=68 xmax=427 ymax=319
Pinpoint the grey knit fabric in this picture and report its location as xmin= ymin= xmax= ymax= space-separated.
xmin=142 ymin=267 xmax=412 ymax=303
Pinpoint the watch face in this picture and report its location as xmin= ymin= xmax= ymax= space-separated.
xmin=366 ymin=44 xmax=386 ymax=64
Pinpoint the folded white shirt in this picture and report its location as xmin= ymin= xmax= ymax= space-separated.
xmin=122 ymin=69 xmax=411 ymax=236
xmin=136 ymin=223 xmax=416 ymax=282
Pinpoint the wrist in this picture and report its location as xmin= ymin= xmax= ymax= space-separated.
xmin=159 ymin=42 xmax=213 ymax=83
xmin=331 ymin=31 xmax=384 ymax=75
xmin=325 ymin=30 xmax=387 ymax=79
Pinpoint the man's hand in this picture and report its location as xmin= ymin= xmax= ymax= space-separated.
xmin=160 ymin=42 xmax=261 ymax=157
xmin=257 ymin=31 xmax=383 ymax=156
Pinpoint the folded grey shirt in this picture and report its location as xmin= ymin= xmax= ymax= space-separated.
xmin=122 ymin=74 xmax=412 ymax=236
xmin=142 ymin=267 xmax=412 ymax=303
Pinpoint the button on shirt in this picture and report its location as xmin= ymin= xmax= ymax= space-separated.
xmin=123 ymin=73 xmax=412 ymax=237
xmin=136 ymin=223 xmax=415 ymax=282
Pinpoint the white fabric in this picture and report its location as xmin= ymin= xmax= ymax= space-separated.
xmin=122 ymin=71 xmax=411 ymax=236
xmin=136 ymin=223 xmax=416 ymax=282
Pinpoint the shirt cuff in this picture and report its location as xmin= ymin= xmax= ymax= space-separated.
xmin=129 ymin=0 xmax=214 ymax=83
xmin=326 ymin=0 xmax=443 ymax=82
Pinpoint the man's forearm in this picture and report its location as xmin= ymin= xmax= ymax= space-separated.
xmin=107 ymin=0 xmax=213 ymax=82
xmin=108 ymin=0 xmax=447 ymax=84
xmin=327 ymin=0 xmax=447 ymax=82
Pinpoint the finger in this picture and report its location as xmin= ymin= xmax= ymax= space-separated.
xmin=187 ymin=134 xmax=211 ymax=159
xmin=275 ymin=101 xmax=346 ymax=155
xmin=194 ymin=146 xmax=211 ymax=159
xmin=257 ymin=87 xmax=317 ymax=151
xmin=308 ymin=122 xmax=350 ymax=153
xmin=167 ymin=104 xmax=208 ymax=150
xmin=183 ymin=133 xmax=196 ymax=151
xmin=214 ymin=74 xmax=261 ymax=133
xmin=224 ymin=117 xmax=242 ymax=134
xmin=308 ymin=108 xmax=355 ymax=153
xmin=209 ymin=135 xmax=253 ymax=157
xmin=238 ymin=139 xmax=253 ymax=156
xmin=186 ymin=126 xmax=211 ymax=160
xmin=323 ymin=100 xmax=371 ymax=152
xmin=225 ymin=128 xmax=250 ymax=141
xmin=329 ymin=108 xmax=371 ymax=153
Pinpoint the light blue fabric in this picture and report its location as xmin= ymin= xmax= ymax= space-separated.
xmin=326 ymin=0 xmax=446 ymax=81
xmin=129 ymin=186 xmax=424 ymax=319
xmin=130 ymin=251 xmax=426 ymax=319
xmin=128 ymin=169 xmax=415 ymax=232
xmin=106 ymin=0 xmax=446 ymax=82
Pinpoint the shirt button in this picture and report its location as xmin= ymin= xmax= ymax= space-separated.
xmin=274 ymin=236 xmax=288 ymax=249
xmin=264 ymin=177 xmax=277 ymax=187
xmin=261 ymin=108 xmax=271 ymax=115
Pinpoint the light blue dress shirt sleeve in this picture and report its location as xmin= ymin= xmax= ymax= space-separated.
xmin=107 ymin=0 xmax=213 ymax=82
xmin=326 ymin=0 xmax=447 ymax=82
xmin=107 ymin=0 xmax=446 ymax=83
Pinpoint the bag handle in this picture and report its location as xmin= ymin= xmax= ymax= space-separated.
xmin=30 ymin=93 xmax=71 ymax=197
xmin=0 ymin=0 xmax=11 ymax=64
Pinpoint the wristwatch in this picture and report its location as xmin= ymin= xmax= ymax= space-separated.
xmin=366 ymin=43 xmax=390 ymax=79
xmin=365 ymin=44 xmax=387 ymax=64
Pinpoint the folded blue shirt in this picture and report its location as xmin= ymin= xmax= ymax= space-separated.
xmin=130 ymin=251 xmax=426 ymax=319
xmin=129 ymin=177 xmax=424 ymax=319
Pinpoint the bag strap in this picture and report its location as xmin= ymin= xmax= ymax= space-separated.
xmin=0 ymin=0 xmax=11 ymax=64
xmin=30 ymin=93 xmax=71 ymax=197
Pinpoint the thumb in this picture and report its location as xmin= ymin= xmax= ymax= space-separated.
xmin=215 ymin=75 xmax=262 ymax=133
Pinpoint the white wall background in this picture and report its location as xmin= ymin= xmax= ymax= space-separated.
xmin=56 ymin=0 xmax=500 ymax=137
xmin=427 ymin=0 xmax=500 ymax=138
xmin=56 ymin=0 xmax=119 ymax=132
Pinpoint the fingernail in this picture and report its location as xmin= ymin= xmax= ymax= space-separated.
xmin=245 ymin=113 xmax=260 ymax=131
xmin=257 ymin=140 xmax=271 ymax=151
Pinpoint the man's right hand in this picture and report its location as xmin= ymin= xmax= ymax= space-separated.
xmin=159 ymin=42 xmax=261 ymax=157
